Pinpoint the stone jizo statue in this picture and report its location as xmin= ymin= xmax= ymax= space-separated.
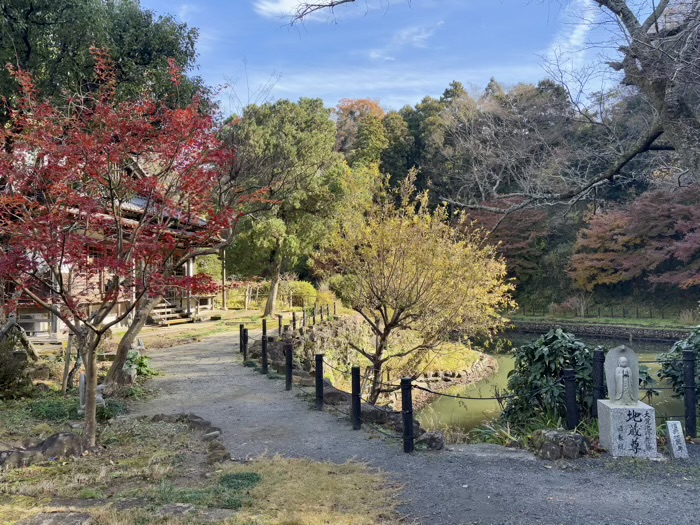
xmin=604 ymin=345 xmax=639 ymax=406
xmin=614 ymin=356 xmax=635 ymax=404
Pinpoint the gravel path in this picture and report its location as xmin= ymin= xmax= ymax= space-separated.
xmin=133 ymin=332 xmax=700 ymax=525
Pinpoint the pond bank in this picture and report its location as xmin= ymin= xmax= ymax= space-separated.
xmin=410 ymin=353 xmax=499 ymax=410
xmin=513 ymin=320 xmax=690 ymax=343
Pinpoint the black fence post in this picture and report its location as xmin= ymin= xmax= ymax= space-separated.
xmin=239 ymin=324 xmax=244 ymax=353
xmin=278 ymin=314 xmax=283 ymax=336
xmin=292 ymin=312 xmax=297 ymax=331
xmin=597 ymin=307 xmax=601 ymax=318
xmin=326 ymin=305 xmax=330 ymax=320
xmin=315 ymin=354 xmax=324 ymax=410
xmin=313 ymin=306 xmax=317 ymax=325
xmin=285 ymin=341 xmax=293 ymax=392
xmin=401 ymin=377 xmax=414 ymax=453
xmin=564 ymin=369 xmax=578 ymax=430
xmin=242 ymin=328 xmax=248 ymax=362
xmin=261 ymin=319 xmax=268 ymax=374
xmin=320 ymin=305 xmax=324 ymax=322
xmin=334 ymin=302 xmax=337 ymax=317
xmin=592 ymin=349 xmax=605 ymax=418
xmin=683 ymin=350 xmax=697 ymax=438
xmin=351 ymin=366 xmax=361 ymax=430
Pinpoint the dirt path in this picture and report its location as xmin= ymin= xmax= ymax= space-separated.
xmin=133 ymin=332 xmax=700 ymax=525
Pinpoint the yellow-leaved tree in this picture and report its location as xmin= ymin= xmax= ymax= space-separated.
xmin=324 ymin=172 xmax=514 ymax=403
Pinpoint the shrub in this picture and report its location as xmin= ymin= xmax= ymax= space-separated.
xmin=125 ymin=351 xmax=157 ymax=377
xmin=501 ymin=329 xmax=595 ymax=428
xmin=97 ymin=399 xmax=128 ymax=421
xmin=501 ymin=328 xmax=657 ymax=429
xmin=658 ymin=326 xmax=700 ymax=408
xmin=0 ymin=337 xmax=31 ymax=399
xmin=288 ymin=280 xmax=317 ymax=307
xmin=29 ymin=396 xmax=80 ymax=420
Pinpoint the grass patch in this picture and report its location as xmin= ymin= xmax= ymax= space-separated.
xmin=156 ymin=472 xmax=261 ymax=510
xmin=222 ymin=457 xmax=398 ymax=525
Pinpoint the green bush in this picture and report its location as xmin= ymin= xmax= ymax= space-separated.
xmin=0 ymin=337 xmax=31 ymax=399
xmin=658 ymin=326 xmax=700 ymax=408
xmin=288 ymin=281 xmax=317 ymax=307
xmin=501 ymin=328 xmax=595 ymax=428
xmin=97 ymin=399 xmax=128 ymax=421
xmin=125 ymin=351 xmax=157 ymax=377
xmin=29 ymin=396 xmax=80 ymax=421
xmin=501 ymin=328 xmax=657 ymax=429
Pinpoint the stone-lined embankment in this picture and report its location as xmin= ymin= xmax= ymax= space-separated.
xmin=513 ymin=321 xmax=691 ymax=343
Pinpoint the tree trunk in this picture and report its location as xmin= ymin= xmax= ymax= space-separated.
xmin=367 ymin=334 xmax=388 ymax=404
xmin=244 ymin=284 xmax=251 ymax=310
xmin=104 ymin=296 xmax=160 ymax=385
xmin=368 ymin=360 xmax=384 ymax=404
xmin=83 ymin=336 xmax=99 ymax=448
xmin=264 ymin=259 xmax=282 ymax=317
xmin=61 ymin=334 xmax=73 ymax=395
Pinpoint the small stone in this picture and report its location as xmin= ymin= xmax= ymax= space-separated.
xmin=203 ymin=431 xmax=221 ymax=441
xmin=156 ymin=504 xmax=195 ymax=518
xmin=151 ymin=414 xmax=178 ymax=424
xmin=188 ymin=419 xmax=212 ymax=430
xmin=415 ymin=431 xmax=445 ymax=451
xmin=537 ymin=441 xmax=562 ymax=460
xmin=19 ymin=512 xmax=93 ymax=524
xmin=40 ymin=433 xmax=83 ymax=459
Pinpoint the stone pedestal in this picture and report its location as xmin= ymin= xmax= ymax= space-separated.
xmin=598 ymin=400 xmax=657 ymax=458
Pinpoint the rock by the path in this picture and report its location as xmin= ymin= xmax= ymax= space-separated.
xmin=188 ymin=418 xmax=213 ymax=430
xmin=0 ymin=449 xmax=43 ymax=470
xmin=531 ymin=430 xmax=590 ymax=460
xmin=323 ymin=386 xmax=351 ymax=405
xmin=203 ymin=431 xmax=221 ymax=441
xmin=151 ymin=414 xmax=179 ymax=423
xmin=19 ymin=512 xmax=92 ymax=525
xmin=415 ymin=431 xmax=445 ymax=451
xmin=1 ymin=433 xmax=83 ymax=471
xmin=40 ymin=433 xmax=83 ymax=459
xmin=156 ymin=504 xmax=195 ymax=518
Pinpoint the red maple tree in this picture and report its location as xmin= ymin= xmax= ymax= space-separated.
xmin=0 ymin=50 xmax=240 ymax=445
xmin=570 ymin=187 xmax=700 ymax=291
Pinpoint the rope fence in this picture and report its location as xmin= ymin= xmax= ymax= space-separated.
xmin=234 ymin=310 xmax=698 ymax=453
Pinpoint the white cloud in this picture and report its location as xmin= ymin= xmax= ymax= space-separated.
xmin=369 ymin=21 xmax=444 ymax=62
xmin=252 ymin=0 xmax=407 ymax=21
xmin=253 ymin=0 xmax=300 ymax=18
xmin=176 ymin=3 xmax=199 ymax=23
xmin=546 ymin=0 xmax=599 ymax=68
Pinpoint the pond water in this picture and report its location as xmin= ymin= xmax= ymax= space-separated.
xmin=416 ymin=331 xmax=685 ymax=432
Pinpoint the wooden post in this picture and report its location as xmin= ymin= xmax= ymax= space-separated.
xmin=564 ymin=369 xmax=578 ymax=430
xmin=684 ymin=350 xmax=697 ymax=438
xmin=315 ymin=354 xmax=324 ymax=410
xmin=592 ymin=349 xmax=605 ymax=418
xmin=401 ymin=378 xmax=414 ymax=453
xmin=261 ymin=319 xmax=268 ymax=374
xmin=285 ymin=341 xmax=293 ymax=391
xmin=351 ymin=367 xmax=361 ymax=430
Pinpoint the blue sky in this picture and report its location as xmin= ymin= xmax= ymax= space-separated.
xmin=140 ymin=0 xmax=604 ymax=113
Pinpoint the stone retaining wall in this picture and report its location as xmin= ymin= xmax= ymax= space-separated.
xmin=513 ymin=321 xmax=691 ymax=343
